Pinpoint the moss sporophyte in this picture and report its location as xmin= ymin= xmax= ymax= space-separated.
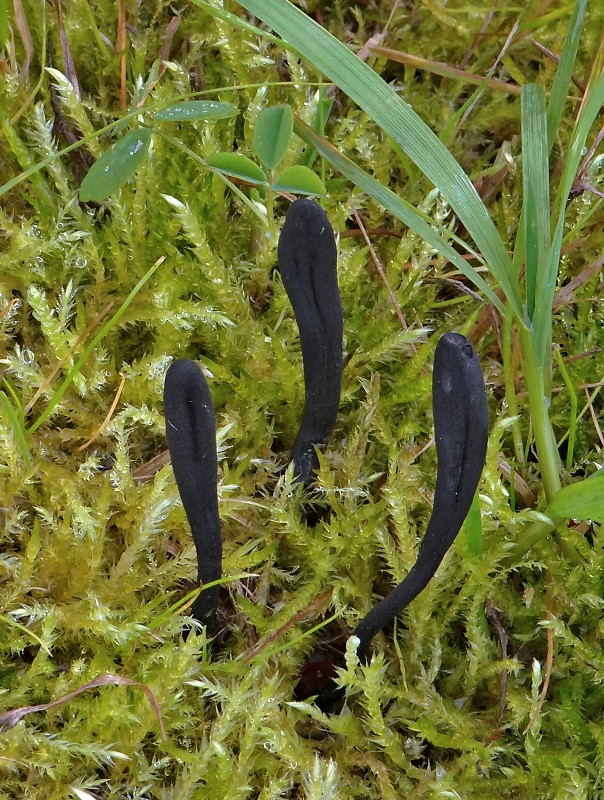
xmin=164 ymin=202 xmax=488 ymax=703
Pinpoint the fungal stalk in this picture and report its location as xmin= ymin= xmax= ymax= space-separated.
xmin=354 ymin=332 xmax=489 ymax=661
xmin=278 ymin=198 xmax=343 ymax=485
xmin=164 ymin=359 xmax=221 ymax=629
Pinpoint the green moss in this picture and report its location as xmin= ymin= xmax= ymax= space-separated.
xmin=0 ymin=0 xmax=603 ymax=797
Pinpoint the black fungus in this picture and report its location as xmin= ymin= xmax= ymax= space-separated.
xmin=353 ymin=332 xmax=489 ymax=661
xmin=278 ymin=198 xmax=343 ymax=485
xmin=164 ymin=359 xmax=222 ymax=630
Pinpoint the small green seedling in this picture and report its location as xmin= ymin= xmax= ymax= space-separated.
xmin=207 ymin=103 xmax=325 ymax=195
xmin=79 ymin=101 xmax=324 ymax=204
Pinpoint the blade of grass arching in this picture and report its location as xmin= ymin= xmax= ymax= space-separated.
xmin=297 ymin=119 xmax=487 ymax=264
xmin=299 ymin=85 xmax=334 ymax=170
xmin=236 ymin=0 xmax=523 ymax=323
xmin=535 ymin=69 xmax=604 ymax=372
xmin=0 ymin=613 xmax=51 ymax=654
xmin=295 ymin=118 xmax=507 ymax=316
xmin=545 ymin=0 xmax=587 ymax=151
xmin=521 ymin=84 xmax=550 ymax=328
xmin=0 ymin=106 xmax=143 ymax=200
xmin=28 ymin=256 xmax=165 ymax=435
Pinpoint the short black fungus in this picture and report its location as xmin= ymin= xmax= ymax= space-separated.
xmin=277 ymin=198 xmax=343 ymax=485
xmin=164 ymin=359 xmax=222 ymax=630
xmin=353 ymin=332 xmax=489 ymax=662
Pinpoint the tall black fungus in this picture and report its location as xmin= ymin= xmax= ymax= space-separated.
xmin=278 ymin=198 xmax=343 ymax=485
xmin=164 ymin=359 xmax=222 ymax=630
xmin=354 ymin=332 xmax=489 ymax=661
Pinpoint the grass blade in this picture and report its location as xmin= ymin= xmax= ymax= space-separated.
xmin=547 ymin=473 xmax=604 ymax=524
xmin=536 ymin=68 xmax=604 ymax=371
xmin=0 ymin=390 xmax=32 ymax=466
xmin=521 ymin=84 xmax=550 ymax=325
xmin=294 ymin=118 xmax=507 ymax=316
xmin=545 ymin=0 xmax=587 ymax=151
xmin=236 ymin=0 xmax=522 ymax=321
xmin=464 ymin=492 xmax=483 ymax=557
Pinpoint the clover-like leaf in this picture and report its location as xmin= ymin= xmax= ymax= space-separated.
xmin=271 ymin=165 xmax=325 ymax=196
xmin=79 ymin=127 xmax=151 ymax=202
xmin=253 ymin=104 xmax=293 ymax=170
xmin=207 ymin=153 xmax=267 ymax=186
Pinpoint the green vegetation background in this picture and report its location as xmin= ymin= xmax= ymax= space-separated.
xmin=1 ymin=0 xmax=603 ymax=797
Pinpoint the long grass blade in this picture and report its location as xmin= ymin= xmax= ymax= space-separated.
xmin=294 ymin=118 xmax=507 ymax=316
xmin=545 ymin=0 xmax=587 ymax=151
xmin=236 ymin=0 xmax=523 ymax=321
xmin=535 ymin=69 xmax=604 ymax=371
xmin=521 ymin=84 xmax=550 ymax=326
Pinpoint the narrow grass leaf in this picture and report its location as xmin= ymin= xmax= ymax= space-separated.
xmin=521 ymin=84 xmax=550 ymax=323
xmin=79 ymin=127 xmax=151 ymax=202
xmin=154 ymin=101 xmax=239 ymax=121
xmin=207 ymin=152 xmax=266 ymax=185
xmin=271 ymin=165 xmax=325 ymax=195
xmin=0 ymin=612 xmax=50 ymax=653
xmin=536 ymin=69 xmax=604 ymax=371
xmin=0 ymin=390 xmax=31 ymax=466
xmin=554 ymin=347 xmax=578 ymax=471
xmin=253 ymin=104 xmax=293 ymax=170
xmin=464 ymin=492 xmax=483 ymax=557
xmin=546 ymin=0 xmax=587 ymax=151
xmin=300 ymin=88 xmax=334 ymax=168
xmin=236 ymin=0 xmax=522 ymax=321
xmin=547 ymin=473 xmax=604 ymax=524
xmin=295 ymin=118 xmax=507 ymax=316
xmin=28 ymin=257 xmax=165 ymax=434
xmin=0 ymin=0 xmax=8 ymax=47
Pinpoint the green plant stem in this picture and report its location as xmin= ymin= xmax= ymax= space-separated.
xmin=502 ymin=310 xmax=525 ymax=466
xmin=554 ymin=346 xmax=578 ymax=472
xmin=519 ymin=328 xmax=561 ymax=502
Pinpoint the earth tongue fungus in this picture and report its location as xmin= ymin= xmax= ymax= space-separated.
xmin=353 ymin=332 xmax=489 ymax=662
xmin=164 ymin=359 xmax=222 ymax=632
xmin=277 ymin=198 xmax=343 ymax=487
xmin=298 ymin=332 xmax=489 ymax=706
xmin=163 ymin=219 xmax=488 ymax=705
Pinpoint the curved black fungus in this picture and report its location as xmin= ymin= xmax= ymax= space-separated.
xmin=277 ymin=198 xmax=343 ymax=485
xmin=164 ymin=359 xmax=222 ymax=630
xmin=353 ymin=332 xmax=489 ymax=662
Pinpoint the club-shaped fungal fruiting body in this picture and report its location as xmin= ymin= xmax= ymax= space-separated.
xmin=164 ymin=359 xmax=221 ymax=630
xmin=353 ymin=332 xmax=489 ymax=662
xmin=278 ymin=198 xmax=343 ymax=486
